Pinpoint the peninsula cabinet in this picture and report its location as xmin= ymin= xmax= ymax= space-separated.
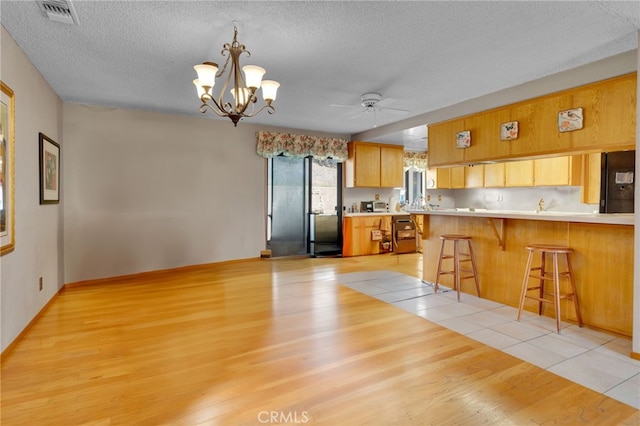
xmin=345 ymin=142 xmax=404 ymax=188
xmin=416 ymin=212 xmax=634 ymax=336
xmin=427 ymin=73 xmax=637 ymax=167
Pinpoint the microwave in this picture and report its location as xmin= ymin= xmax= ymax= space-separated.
xmin=373 ymin=201 xmax=387 ymax=212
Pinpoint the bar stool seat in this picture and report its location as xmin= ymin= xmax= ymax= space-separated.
xmin=517 ymin=244 xmax=582 ymax=333
xmin=435 ymin=234 xmax=480 ymax=301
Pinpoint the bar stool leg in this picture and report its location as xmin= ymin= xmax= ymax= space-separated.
xmin=453 ymin=240 xmax=461 ymax=301
xmin=538 ymin=251 xmax=546 ymax=316
xmin=565 ymin=253 xmax=583 ymax=327
xmin=434 ymin=239 xmax=445 ymax=293
xmin=466 ymin=240 xmax=481 ymax=298
xmin=517 ymin=249 xmax=534 ymax=321
xmin=552 ymin=252 xmax=562 ymax=333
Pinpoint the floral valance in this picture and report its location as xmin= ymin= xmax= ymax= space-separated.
xmin=404 ymin=151 xmax=428 ymax=170
xmin=256 ymin=131 xmax=349 ymax=161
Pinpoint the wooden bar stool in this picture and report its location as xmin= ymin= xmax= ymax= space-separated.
xmin=517 ymin=244 xmax=582 ymax=333
xmin=435 ymin=234 xmax=481 ymax=301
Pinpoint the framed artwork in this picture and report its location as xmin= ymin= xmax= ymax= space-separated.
xmin=558 ymin=107 xmax=583 ymax=132
xmin=500 ymin=121 xmax=518 ymax=140
xmin=39 ymin=132 xmax=60 ymax=204
xmin=0 ymin=81 xmax=15 ymax=255
xmin=456 ymin=130 xmax=471 ymax=149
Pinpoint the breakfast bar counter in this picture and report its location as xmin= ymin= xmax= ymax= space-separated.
xmin=406 ymin=209 xmax=634 ymax=336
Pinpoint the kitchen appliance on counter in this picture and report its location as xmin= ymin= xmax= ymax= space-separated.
xmin=392 ymin=215 xmax=416 ymax=254
xmin=360 ymin=201 xmax=374 ymax=212
xmin=373 ymin=201 xmax=387 ymax=212
xmin=600 ymin=150 xmax=635 ymax=213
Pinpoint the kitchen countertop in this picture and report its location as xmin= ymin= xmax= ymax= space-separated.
xmin=344 ymin=212 xmax=415 ymax=217
xmin=403 ymin=208 xmax=634 ymax=225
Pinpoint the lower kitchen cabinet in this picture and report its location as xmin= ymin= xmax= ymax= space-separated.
xmin=343 ymin=215 xmax=392 ymax=256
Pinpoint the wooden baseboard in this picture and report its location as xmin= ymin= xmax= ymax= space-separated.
xmin=631 ymin=351 xmax=640 ymax=361
xmin=1 ymin=286 xmax=64 ymax=362
xmin=65 ymin=257 xmax=259 ymax=288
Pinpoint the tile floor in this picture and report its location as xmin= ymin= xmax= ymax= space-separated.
xmin=338 ymin=270 xmax=640 ymax=409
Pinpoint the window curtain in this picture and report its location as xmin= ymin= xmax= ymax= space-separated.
xmin=404 ymin=151 xmax=428 ymax=170
xmin=256 ymin=131 xmax=349 ymax=161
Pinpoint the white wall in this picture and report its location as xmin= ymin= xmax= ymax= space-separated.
xmin=1 ymin=27 xmax=64 ymax=351
xmin=63 ymin=104 xmax=268 ymax=283
xmin=62 ymin=104 xmax=346 ymax=284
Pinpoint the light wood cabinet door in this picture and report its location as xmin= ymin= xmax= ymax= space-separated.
xmin=505 ymin=160 xmax=534 ymax=187
xmin=427 ymin=168 xmax=451 ymax=189
xmin=464 ymin=165 xmax=484 ymax=188
xmin=342 ymin=215 xmax=387 ymax=256
xmin=534 ymin=156 xmax=582 ymax=186
xmin=569 ymin=75 xmax=637 ymax=151
xmin=427 ymin=118 xmax=466 ymax=167
xmin=484 ymin=163 xmax=505 ymax=187
xmin=451 ymin=167 xmax=465 ymax=188
xmin=345 ymin=142 xmax=403 ymax=188
xmin=581 ymin=153 xmax=601 ymax=204
xmin=345 ymin=142 xmax=380 ymax=188
xmin=380 ymin=145 xmax=404 ymax=188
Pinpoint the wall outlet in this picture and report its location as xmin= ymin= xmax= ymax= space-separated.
xmin=437 ymin=194 xmax=442 ymax=202
xmin=39 ymin=277 xmax=43 ymax=291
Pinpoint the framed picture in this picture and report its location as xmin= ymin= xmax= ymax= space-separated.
xmin=39 ymin=132 xmax=60 ymax=204
xmin=500 ymin=121 xmax=518 ymax=140
xmin=456 ymin=130 xmax=471 ymax=149
xmin=558 ymin=107 xmax=583 ymax=132
xmin=0 ymin=81 xmax=15 ymax=255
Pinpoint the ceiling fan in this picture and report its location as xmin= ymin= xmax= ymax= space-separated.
xmin=330 ymin=92 xmax=410 ymax=126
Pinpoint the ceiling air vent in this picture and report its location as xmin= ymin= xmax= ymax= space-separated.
xmin=37 ymin=0 xmax=79 ymax=25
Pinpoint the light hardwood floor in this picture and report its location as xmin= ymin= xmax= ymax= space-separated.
xmin=2 ymin=254 xmax=638 ymax=425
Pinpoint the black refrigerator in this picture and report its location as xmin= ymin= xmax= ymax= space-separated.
xmin=599 ymin=150 xmax=635 ymax=213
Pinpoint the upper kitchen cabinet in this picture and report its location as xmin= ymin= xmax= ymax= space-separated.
xmin=484 ymin=163 xmax=505 ymax=187
xmin=461 ymin=111 xmax=511 ymax=162
xmin=345 ymin=142 xmax=404 ymax=188
xmin=427 ymin=73 xmax=637 ymax=166
xmin=533 ymin=155 xmax=582 ymax=187
xmin=568 ymin=75 xmax=637 ymax=152
xmin=426 ymin=118 xmax=465 ymax=167
xmin=380 ymin=145 xmax=404 ymax=187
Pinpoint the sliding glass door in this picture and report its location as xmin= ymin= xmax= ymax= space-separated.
xmin=267 ymin=157 xmax=342 ymax=257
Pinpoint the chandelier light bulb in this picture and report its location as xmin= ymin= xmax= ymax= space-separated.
xmin=261 ymin=80 xmax=280 ymax=102
xmin=193 ymin=62 xmax=218 ymax=90
xmin=242 ymin=65 xmax=266 ymax=90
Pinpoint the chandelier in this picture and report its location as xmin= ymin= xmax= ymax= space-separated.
xmin=193 ymin=26 xmax=280 ymax=126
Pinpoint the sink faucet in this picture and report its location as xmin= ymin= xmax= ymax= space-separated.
xmin=537 ymin=198 xmax=544 ymax=212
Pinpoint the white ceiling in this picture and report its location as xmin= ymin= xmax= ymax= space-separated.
xmin=1 ymin=1 xmax=639 ymax=151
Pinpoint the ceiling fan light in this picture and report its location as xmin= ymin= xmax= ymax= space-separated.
xmin=193 ymin=62 xmax=218 ymax=89
xmin=261 ymin=80 xmax=280 ymax=102
xmin=242 ymin=65 xmax=266 ymax=90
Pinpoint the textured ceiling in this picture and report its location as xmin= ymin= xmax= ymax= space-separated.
xmin=1 ymin=1 xmax=639 ymax=151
